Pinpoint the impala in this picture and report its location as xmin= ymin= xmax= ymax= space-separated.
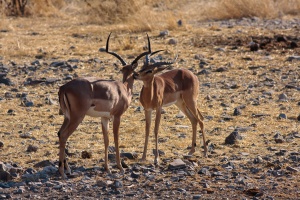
xmin=57 ymin=33 xmax=152 ymax=179
xmin=133 ymin=50 xmax=208 ymax=165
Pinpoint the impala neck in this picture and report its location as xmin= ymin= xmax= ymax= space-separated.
xmin=123 ymin=74 xmax=135 ymax=97
xmin=141 ymin=77 xmax=155 ymax=101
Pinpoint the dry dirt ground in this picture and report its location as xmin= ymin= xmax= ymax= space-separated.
xmin=0 ymin=16 xmax=299 ymax=199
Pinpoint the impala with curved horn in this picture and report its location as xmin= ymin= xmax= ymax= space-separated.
xmin=134 ymin=46 xmax=208 ymax=165
xmin=57 ymin=33 xmax=152 ymax=179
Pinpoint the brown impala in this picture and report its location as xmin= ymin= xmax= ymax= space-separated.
xmin=57 ymin=33 xmax=152 ymax=179
xmin=134 ymin=46 xmax=208 ymax=165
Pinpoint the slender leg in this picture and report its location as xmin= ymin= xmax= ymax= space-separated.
xmin=58 ymin=116 xmax=83 ymax=179
xmin=112 ymin=116 xmax=124 ymax=173
xmin=154 ymin=107 xmax=162 ymax=165
xmin=101 ymin=117 xmax=110 ymax=173
xmin=197 ymin=108 xmax=207 ymax=157
xmin=175 ymin=101 xmax=197 ymax=155
xmin=141 ymin=109 xmax=152 ymax=161
xmin=182 ymin=94 xmax=207 ymax=157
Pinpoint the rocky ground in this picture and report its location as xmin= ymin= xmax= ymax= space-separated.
xmin=0 ymin=17 xmax=300 ymax=199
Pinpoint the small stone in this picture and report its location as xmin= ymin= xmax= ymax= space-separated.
xmin=25 ymin=168 xmax=36 ymax=174
xmin=131 ymin=171 xmax=140 ymax=179
xmin=274 ymin=132 xmax=284 ymax=143
xmin=222 ymin=115 xmax=233 ymax=121
xmin=120 ymin=152 xmax=138 ymax=159
xmin=0 ymin=171 xmax=12 ymax=182
xmin=253 ymin=156 xmax=263 ymax=164
xmin=96 ymin=180 xmax=107 ymax=187
xmin=168 ymin=159 xmax=186 ymax=170
xmin=215 ymin=67 xmax=228 ymax=72
xmin=278 ymin=113 xmax=287 ymax=119
xmin=193 ymin=195 xmax=202 ymax=199
xmin=50 ymin=61 xmax=65 ymax=67
xmin=45 ymin=97 xmax=56 ymax=105
xmin=168 ymin=38 xmax=177 ymax=45
xmin=113 ymin=180 xmax=123 ymax=189
xmin=20 ymin=132 xmax=32 ymax=138
xmin=286 ymin=56 xmax=300 ymax=61
xmin=177 ymin=188 xmax=186 ymax=193
xmin=198 ymin=167 xmax=211 ymax=176
xmin=99 ymin=47 xmax=106 ymax=52
xmin=198 ymin=69 xmax=210 ymax=75
xmin=249 ymin=41 xmax=259 ymax=51
xmin=0 ymin=141 xmax=3 ymax=148
xmin=14 ymin=188 xmax=25 ymax=194
xmin=27 ymin=145 xmax=38 ymax=152
xmin=233 ymin=108 xmax=241 ymax=116
xmin=278 ymin=93 xmax=288 ymax=101
xmin=297 ymin=114 xmax=300 ymax=121
xmin=159 ymin=30 xmax=169 ymax=37
xmin=286 ymin=166 xmax=299 ymax=172
xmin=7 ymin=109 xmax=15 ymax=115
xmin=152 ymin=149 xmax=165 ymax=156
xmin=245 ymin=188 xmax=263 ymax=196
xmin=290 ymin=41 xmax=298 ymax=49
xmin=225 ymin=131 xmax=242 ymax=145
xmin=33 ymin=160 xmax=54 ymax=168
xmin=177 ymin=20 xmax=183 ymax=26
xmin=53 ymin=184 xmax=63 ymax=190
xmin=81 ymin=150 xmax=92 ymax=159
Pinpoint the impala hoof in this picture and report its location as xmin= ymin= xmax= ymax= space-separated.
xmin=61 ymin=174 xmax=68 ymax=180
xmin=188 ymin=149 xmax=195 ymax=155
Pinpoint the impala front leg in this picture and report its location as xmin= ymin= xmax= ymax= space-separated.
xmin=154 ymin=107 xmax=162 ymax=165
xmin=113 ymin=116 xmax=124 ymax=173
xmin=101 ymin=117 xmax=111 ymax=173
xmin=141 ymin=109 xmax=152 ymax=161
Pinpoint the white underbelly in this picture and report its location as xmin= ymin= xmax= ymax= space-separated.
xmin=86 ymin=107 xmax=112 ymax=118
xmin=163 ymin=100 xmax=177 ymax=107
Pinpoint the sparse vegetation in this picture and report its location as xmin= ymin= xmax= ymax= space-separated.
xmin=0 ymin=0 xmax=299 ymax=199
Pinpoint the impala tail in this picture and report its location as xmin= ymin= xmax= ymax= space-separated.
xmin=58 ymin=88 xmax=71 ymax=118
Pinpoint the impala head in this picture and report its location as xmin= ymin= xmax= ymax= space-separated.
xmin=105 ymin=33 xmax=152 ymax=82
xmin=133 ymin=51 xmax=178 ymax=81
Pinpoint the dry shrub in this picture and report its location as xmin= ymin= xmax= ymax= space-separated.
xmin=27 ymin=0 xmax=66 ymax=17
xmin=199 ymin=0 xmax=300 ymax=21
xmin=1 ymin=0 xmax=300 ymax=31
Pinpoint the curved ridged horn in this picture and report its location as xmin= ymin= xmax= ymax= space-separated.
xmin=106 ymin=33 xmax=127 ymax=66
xmin=145 ymin=50 xmax=164 ymax=66
xmin=151 ymin=54 xmax=178 ymax=68
xmin=130 ymin=33 xmax=152 ymax=65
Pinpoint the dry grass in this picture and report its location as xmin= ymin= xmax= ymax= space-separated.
xmin=2 ymin=0 xmax=300 ymax=32
xmin=1 ymin=17 xmax=299 ymax=169
xmin=0 ymin=1 xmax=299 ymax=198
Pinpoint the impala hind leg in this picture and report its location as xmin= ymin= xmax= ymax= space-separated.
xmin=182 ymin=96 xmax=207 ymax=157
xmin=58 ymin=116 xmax=84 ymax=179
xmin=175 ymin=101 xmax=198 ymax=155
